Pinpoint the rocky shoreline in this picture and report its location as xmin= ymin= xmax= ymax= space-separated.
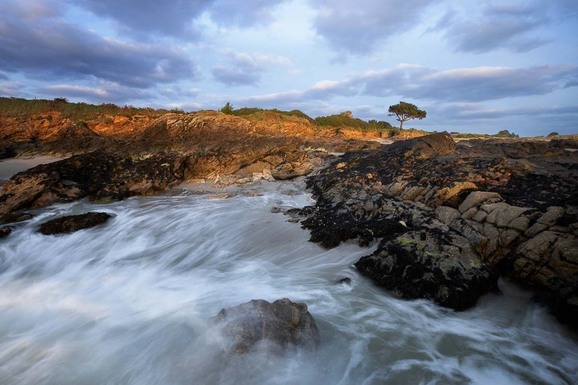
xmin=1 ymin=112 xmax=577 ymax=333
xmin=295 ymin=133 xmax=578 ymax=328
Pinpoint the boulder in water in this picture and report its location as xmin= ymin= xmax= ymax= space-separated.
xmin=214 ymin=298 xmax=319 ymax=354
xmin=39 ymin=212 xmax=112 ymax=235
xmin=355 ymin=229 xmax=497 ymax=310
xmin=0 ymin=226 xmax=11 ymax=238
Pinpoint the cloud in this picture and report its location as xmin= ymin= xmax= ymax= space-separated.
xmin=207 ymin=0 xmax=289 ymax=28
xmin=38 ymin=82 xmax=153 ymax=103
xmin=0 ymin=82 xmax=25 ymax=96
xmin=73 ymin=0 xmax=209 ymax=39
xmin=73 ymin=0 xmax=290 ymax=39
xmin=211 ymin=50 xmax=296 ymax=86
xmin=309 ymin=0 xmax=437 ymax=54
xmin=435 ymin=1 xmax=574 ymax=53
xmin=0 ymin=1 xmax=198 ymax=88
xmin=237 ymin=64 xmax=578 ymax=109
xmin=360 ymin=65 xmax=578 ymax=102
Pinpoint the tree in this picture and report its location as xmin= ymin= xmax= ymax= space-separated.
xmin=388 ymin=101 xmax=426 ymax=130
xmin=220 ymin=102 xmax=234 ymax=114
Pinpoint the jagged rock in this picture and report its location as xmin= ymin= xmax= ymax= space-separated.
xmin=213 ymin=298 xmax=319 ymax=354
xmin=300 ymin=133 xmax=578 ymax=325
xmin=355 ymin=229 xmax=497 ymax=310
xmin=39 ymin=212 xmax=112 ymax=235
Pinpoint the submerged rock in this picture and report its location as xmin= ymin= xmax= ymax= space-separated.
xmin=39 ymin=212 xmax=112 ymax=235
xmin=214 ymin=298 xmax=319 ymax=355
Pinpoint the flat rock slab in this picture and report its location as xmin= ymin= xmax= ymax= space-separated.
xmin=39 ymin=212 xmax=112 ymax=235
xmin=214 ymin=298 xmax=319 ymax=355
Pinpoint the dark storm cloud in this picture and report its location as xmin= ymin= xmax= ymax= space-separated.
xmin=436 ymin=1 xmax=578 ymax=53
xmin=309 ymin=0 xmax=437 ymax=54
xmin=0 ymin=1 xmax=198 ymax=88
xmin=73 ymin=0 xmax=209 ymax=39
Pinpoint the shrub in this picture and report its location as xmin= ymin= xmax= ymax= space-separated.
xmin=220 ymin=102 xmax=234 ymax=114
xmin=494 ymin=130 xmax=519 ymax=138
xmin=315 ymin=114 xmax=393 ymax=132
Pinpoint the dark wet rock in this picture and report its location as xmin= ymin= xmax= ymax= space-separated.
xmin=0 ymin=212 xmax=33 ymax=225
xmin=39 ymin=212 xmax=112 ymax=235
xmin=355 ymin=229 xmax=497 ymax=310
xmin=214 ymin=298 xmax=319 ymax=355
xmin=0 ymin=226 xmax=11 ymax=238
xmin=299 ymin=133 xmax=578 ymax=321
xmin=338 ymin=277 xmax=352 ymax=285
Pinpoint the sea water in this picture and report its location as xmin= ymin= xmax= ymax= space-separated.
xmin=0 ymin=180 xmax=577 ymax=385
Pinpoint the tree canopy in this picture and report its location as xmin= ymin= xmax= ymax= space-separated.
xmin=388 ymin=101 xmax=426 ymax=130
xmin=220 ymin=102 xmax=234 ymax=114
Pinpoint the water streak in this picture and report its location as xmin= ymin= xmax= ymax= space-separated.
xmin=0 ymin=181 xmax=577 ymax=385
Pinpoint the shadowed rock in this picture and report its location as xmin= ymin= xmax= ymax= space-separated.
xmin=214 ymin=298 xmax=319 ymax=355
xmin=39 ymin=212 xmax=112 ymax=235
xmin=356 ymin=229 xmax=497 ymax=310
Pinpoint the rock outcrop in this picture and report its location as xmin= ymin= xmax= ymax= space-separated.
xmin=38 ymin=212 xmax=113 ymax=235
xmin=355 ymin=229 xmax=497 ymax=310
xmin=213 ymin=298 xmax=319 ymax=354
xmin=0 ymin=151 xmax=188 ymax=221
xmin=298 ymin=133 xmax=578 ymax=327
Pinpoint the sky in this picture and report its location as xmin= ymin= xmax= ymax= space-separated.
xmin=1 ymin=0 xmax=577 ymax=136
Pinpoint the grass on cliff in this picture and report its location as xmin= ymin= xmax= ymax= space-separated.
xmin=228 ymin=107 xmax=318 ymax=124
xmin=315 ymin=112 xmax=397 ymax=133
xmin=0 ymin=97 xmax=181 ymax=120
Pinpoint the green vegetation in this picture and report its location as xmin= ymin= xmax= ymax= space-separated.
xmin=229 ymin=106 xmax=317 ymax=124
xmin=547 ymin=132 xmax=559 ymax=137
xmin=388 ymin=101 xmax=427 ymax=130
xmin=495 ymin=130 xmax=519 ymax=138
xmin=0 ymin=97 xmax=175 ymax=120
xmin=220 ymin=102 xmax=234 ymax=114
xmin=315 ymin=111 xmax=395 ymax=133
